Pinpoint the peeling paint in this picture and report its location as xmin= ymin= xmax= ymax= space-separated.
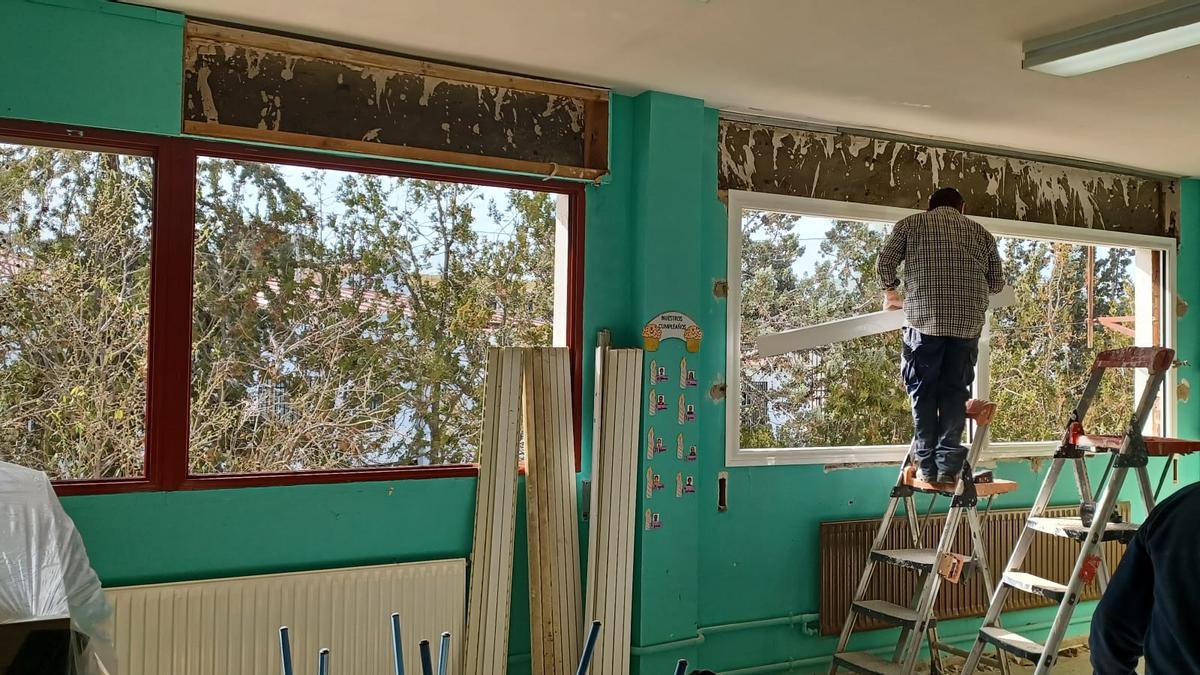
xmin=718 ymin=120 xmax=1169 ymax=236
xmin=183 ymin=35 xmax=597 ymax=169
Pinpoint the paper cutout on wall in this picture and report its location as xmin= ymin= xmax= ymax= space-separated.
xmin=678 ymin=395 xmax=695 ymax=424
xmin=646 ymin=468 xmax=665 ymax=499
xmin=642 ymin=311 xmax=703 ymax=352
xmin=680 ymin=358 xmax=697 ymax=388
xmin=676 ymin=433 xmax=684 ymax=459
xmin=645 ymin=509 xmax=662 ymax=530
xmin=649 ymin=389 xmax=668 ymax=415
xmin=675 ymin=472 xmax=696 ymax=497
xmin=646 ymin=428 xmax=666 ymax=460
xmin=686 ymin=445 xmax=698 ymax=462
xmin=649 ymin=360 xmax=669 ymax=385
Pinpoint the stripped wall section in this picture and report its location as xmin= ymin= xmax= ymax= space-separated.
xmin=183 ymin=22 xmax=609 ymax=179
xmin=718 ymin=119 xmax=1176 ymax=237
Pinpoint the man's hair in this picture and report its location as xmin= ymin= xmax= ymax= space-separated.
xmin=929 ymin=187 xmax=965 ymax=212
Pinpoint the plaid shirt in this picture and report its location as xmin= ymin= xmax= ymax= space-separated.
xmin=877 ymin=207 xmax=1005 ymax=339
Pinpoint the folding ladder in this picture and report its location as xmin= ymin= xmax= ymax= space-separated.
xmin=961 ymin=346 xmax=1200 ymax=674
xmin=831 ymin=399 xmax=1019 ymax=675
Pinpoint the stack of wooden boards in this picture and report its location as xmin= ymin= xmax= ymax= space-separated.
xmin=463 ymin=344 xmax=643 ymax=675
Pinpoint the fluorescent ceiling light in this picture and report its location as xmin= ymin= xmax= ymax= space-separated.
xmin=1024 ymin=0 xmax=1200 ymax=76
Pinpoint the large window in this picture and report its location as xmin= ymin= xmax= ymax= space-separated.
xmin=0 ymin=120 xmax=583 ymax=493
xmin=727 ymin=193 xmax=1175 ymax=467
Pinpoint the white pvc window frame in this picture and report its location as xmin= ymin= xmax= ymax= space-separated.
xmin=726 ymin=191 xmax=1178 ymax=468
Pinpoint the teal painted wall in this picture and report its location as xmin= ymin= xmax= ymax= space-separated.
xmin=5 ymin=3 xmax=1199 ymax=674
xmin=0 ymin=0 xmax=183 ymax=135
xmin=1179 ymin=181 xmax=1200 ymax=454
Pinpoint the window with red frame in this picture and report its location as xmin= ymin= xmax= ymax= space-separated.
xmin=0 ymin=122 xmax=582 ymax=491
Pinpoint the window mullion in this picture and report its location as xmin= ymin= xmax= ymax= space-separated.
xmin=144 ymin=139 xmax=198 ymax=491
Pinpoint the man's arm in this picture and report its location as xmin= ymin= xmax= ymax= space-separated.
xmin=877 ymin=220 xmax=908 ymax=309
xmin=985 ymin=232 xmax=1005 ymax=294
xmin=1090 ymin=531 xmax=1153 ymax=674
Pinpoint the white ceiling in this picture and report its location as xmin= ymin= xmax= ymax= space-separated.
xmin=147 ymin=0 xmax=1200 ymax=176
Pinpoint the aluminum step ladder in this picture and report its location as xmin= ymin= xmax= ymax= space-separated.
xmin=961 ymin=346 xmax=1200 ymax=674
xmin=830 ymin=399 xmax=1019 ymax=675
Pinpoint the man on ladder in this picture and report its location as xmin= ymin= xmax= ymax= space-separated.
xmin=827 ymin=189 xmax=1014 ymax=675
xmin=877 ymin=187 xmax=1006 ymax=484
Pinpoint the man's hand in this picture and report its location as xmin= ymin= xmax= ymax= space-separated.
xmin=883 ymin=290 xmax=904 ymax=311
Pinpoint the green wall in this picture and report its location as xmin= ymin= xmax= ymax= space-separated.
xmin=5 ymin=2 xmax=1200 ymax=674
xmin=0 ymin=0 xmax=183 ymax=135
xmin=0 ymin=2 xmax=639 ymax=672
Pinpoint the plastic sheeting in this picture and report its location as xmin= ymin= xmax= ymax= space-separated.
xmin=0 ymin=461 xmax=115 ymax=674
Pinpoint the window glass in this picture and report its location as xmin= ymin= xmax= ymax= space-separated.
xmin=989 ymin=239 xmax=1144 ymax=442
xmin=739 ymin=209 xmax=910 ymax=449
xmin=190 ymin=158 xmax=557 ymax=473
xmin=0 ymin=142 xmax=153 ymax=479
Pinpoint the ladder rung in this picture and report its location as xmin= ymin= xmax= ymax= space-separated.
xmin=852 ymin=600 xmax=929 ymax=628
xmin=869 ymin=548 xmax=937 ymax=572
xmin=979 ymin=626 xmax=1045 ymax=663
xmin=832 ymin=651 xmax=903 ymax=675
xmin=1003 ymin=571 xmax=1068 ymax=602
xmin=1028 ymin=516 xmax=1138 ymax=543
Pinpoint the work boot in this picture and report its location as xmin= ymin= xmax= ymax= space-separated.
xmin=936 ymin=471 xmax=960 ymax=485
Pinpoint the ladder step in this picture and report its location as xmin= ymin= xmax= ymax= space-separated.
xmin=870 ymin=548 xmax=936 ymax=572
xmin=979 ymin=626 xmax=1045 ymax=663
xmin=1028 ymin=516 xmax=1138 ymax=543
xmin=832 ymin=651 xmax=904 ymax=675
xmin=1003 ymin=571 xmax=1068 ymax=602
xmin=852 ymin=600 xmax=931 ymax=628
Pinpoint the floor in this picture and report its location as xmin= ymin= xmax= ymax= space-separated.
xmin=939 ymin=642 xmax=1143 ymax=674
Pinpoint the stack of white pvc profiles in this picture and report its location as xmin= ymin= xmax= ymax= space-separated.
xmin=463 ymin=348 xmax=524 ymax=675
xmin=524 ymin=347 xmax=584 ymax=675
xmin=584 ymin=341 xmax=643 ymax=675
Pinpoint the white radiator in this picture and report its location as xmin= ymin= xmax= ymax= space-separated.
xmin=106 ymin=560 xmax=466 ymax=675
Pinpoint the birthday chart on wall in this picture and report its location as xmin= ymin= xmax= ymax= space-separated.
xmin=642 ymin=310 xmax=703 ymax=530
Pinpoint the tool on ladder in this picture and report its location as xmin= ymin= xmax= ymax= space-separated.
xmin=830 ymin=399 xmax=1020 ymax=675
xmin=961 ymin=347 xmax=1200 ymax=674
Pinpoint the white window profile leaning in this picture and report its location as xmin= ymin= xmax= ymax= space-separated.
xmin=725 ymin=191 xmax=1179 ymax=468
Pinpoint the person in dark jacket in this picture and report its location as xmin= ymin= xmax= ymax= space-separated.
xmin=1090 ymin=482 xmax=1200 ymax=674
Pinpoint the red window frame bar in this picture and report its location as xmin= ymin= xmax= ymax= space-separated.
xmin=0 ymin=119 xmax=586 ymax=496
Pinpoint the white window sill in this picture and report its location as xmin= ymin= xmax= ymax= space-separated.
xmin=726 ymin=441 xmax=1061 ymax=468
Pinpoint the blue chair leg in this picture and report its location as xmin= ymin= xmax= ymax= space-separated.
xmin=419 ymin=639 xmax=434 ymax=675
xmin=390 ymin=614 xmax=405 ymax=675
xmin=575 ymin=621 xmax=602 ymax=675
xmin=279 ymin=627 xmax=295 ymax=675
